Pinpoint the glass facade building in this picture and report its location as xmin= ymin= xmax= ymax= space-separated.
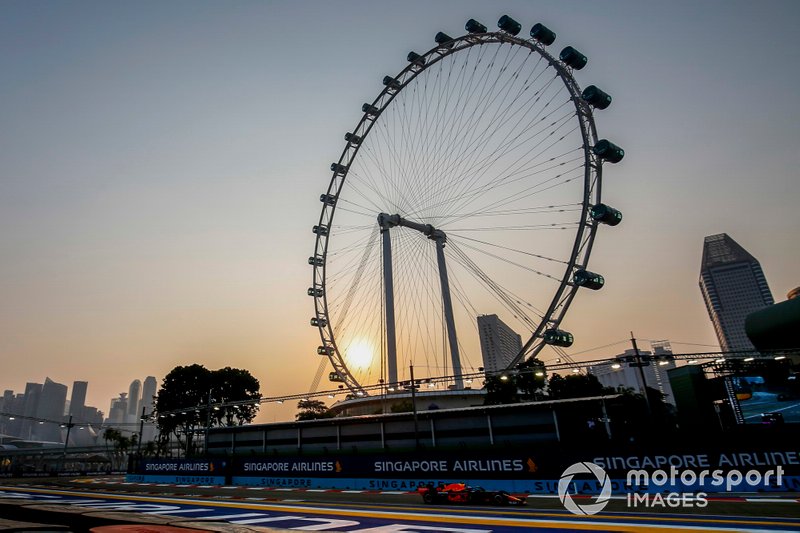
xmin=699 ymin=233 xmax=774 ymax=352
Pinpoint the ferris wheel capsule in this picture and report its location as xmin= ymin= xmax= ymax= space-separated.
xmin=582 ymin=85 xmax=612 ymax=110
xmin=498 ymin=15 xmax=522 ymax=36
xmin=590 ymin=203 xmax=623 ymax=226
xmin=593 ymin=139 xmax=625 ymax=163
xmin=465 ymin=19 xmax=487 ymax=34
xmin=407 ymin=51 xmax=425 ymax=66
xmin=573 ymin=269 xmax=605 ymax=290
xmin=560 ymin=46 xmax=588 ymax=70
xmin=544 ymin=329 xmax=574 ymax=347
xmin=435 ymin=31 xmax=454 ymax=46
xmin=530 ymin=23 xmax=556 ymax=45
xmin=345 ymin=132 xmax=362 ymax=144
xmin=362 ymin=103 xmax=380 ymax=116
xmin=382 ymin=76 xmax=401 ymax=90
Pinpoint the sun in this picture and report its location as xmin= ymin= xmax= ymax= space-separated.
xmin=346 ymin=339 xmax=375 ymax=369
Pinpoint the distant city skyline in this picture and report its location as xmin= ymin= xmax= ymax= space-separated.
xmin=0 ymin=374 xmax=158 ymax=425
xmin=1 ymin=2 xmax=798 ymax=421
xmin=0 ymin=373 xmax=158 ymax=444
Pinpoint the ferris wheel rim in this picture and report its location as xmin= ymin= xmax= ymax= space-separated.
xmin=311 ymin=28 xmax=605 ymax=395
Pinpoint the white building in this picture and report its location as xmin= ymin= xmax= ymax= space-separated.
xmin=589 ymin=345 xmax=677 ymax=405
xmin=477 ymin=314 xmax=523 ymax=374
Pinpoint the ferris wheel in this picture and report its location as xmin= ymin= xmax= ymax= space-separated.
xmin=309 ymin=16 xmax=624 ymax=395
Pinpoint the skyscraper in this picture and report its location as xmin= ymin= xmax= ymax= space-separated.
xmin=0 ymin=390 xmax=11 ymax=413
xmin=20 ymin=382 xmax=42 ymax=439
xmin=34 ymin=378 xmax=67 ymax=442
xmin=699 ymin=234 xmax=774 ymax=352
xmin=127 ymin=379 xmax=142 ymax=423
xmin=69 ymin=381 xmax=88 ymax=419
xmin=140 ymin=376 xmax=157 ymax=416
xmin=477 ymin=314 xmax=523 ymax=374
xmin=107 ymin=393 xmax=128 ymax=424
xmin=140 ymin=376 xmax=158 ymax=442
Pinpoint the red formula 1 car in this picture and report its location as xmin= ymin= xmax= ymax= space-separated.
xmin=418 ymin=482 xmax=526 ymax=506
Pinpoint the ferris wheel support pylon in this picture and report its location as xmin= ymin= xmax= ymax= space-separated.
xmin=378 ymin=213 xmax=464 ymax=389
xmin=379 ymin=216 xmax=399 ymax=386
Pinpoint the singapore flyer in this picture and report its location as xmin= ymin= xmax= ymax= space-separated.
xmin=309 ymin=15 xmax=623 ymax=395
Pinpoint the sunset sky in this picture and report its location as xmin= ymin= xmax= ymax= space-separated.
xmin=1 ymin=1 xmax=798 ymax=423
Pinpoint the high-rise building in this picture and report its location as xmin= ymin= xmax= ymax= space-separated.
xmin=0 ymin=390 xmax=11 ymax=413
xmin=34 ymin=378 xmax=68 ymax=442
xmin=140 ymin=376 xmax=158 ymax=442
xmin=20 ymin=383 xmax=42 ymax=439
xmin=107 ymin=393 xmax=128 ymax=424
xmin=477 ymin=314 xmax=523 ymax=374
xmin=699 ymin=233 xmax=774 ymax=352
xmin=127 ymin=379 xmax=142 ymax=421
xmin=0 ymin=390 xmax=15 ymax=437
xmin=1 ymin=393 xmax=24 ymax=437
xmin=69 ymin=381 xmax=88 ymax=419
xmin=140 ymin=376 xmax=157 ymax=416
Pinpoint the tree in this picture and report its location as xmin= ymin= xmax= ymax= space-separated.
xmin=484 ymin=358 xmax=547 ymax=405
xmin=212 ymin=367 xmax=262 ymax=427
xmin=484 ymin=373 xmax=519 ymax=405
xmin=155 ymin=364 xmax=262 ymax=455
xmin=102 ymin=427 xmax=134 ymax=469
xmin=516 ymin=358 xmax=547 ymax=398
xmin=103 ymin=427 xmax=121 ymax=456
xmin=547 ymin=373 xmax=610 ymax=400
xmin=296 ymin=399 xmax=333 ymax=421
xmin=142 ymin=440 xmax=157 ymax=458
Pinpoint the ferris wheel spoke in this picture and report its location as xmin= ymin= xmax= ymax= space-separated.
xmin=417 ymin=149 xmax=583 ymax=221
xmin=443 ymin=202 xmax=583 ymax=221
xmin=451 ymin=233 xmax=571 ymax=266
xmin=447 ymin=243 xmax=541 ymax=332
xmin=420 ymin=46 xmax=516 ymax=195
xmin=395 ymin=236 xmax=440 ymax=345
xmin=454 ymin=238 xmax=564 ymax=282
xmin=432 ymin=71 xmax=565 ymax=200
xmin=432 ymin=75 xmax=568 ymax=210
xmin=443 ymin=116 xmax=580 ymax=219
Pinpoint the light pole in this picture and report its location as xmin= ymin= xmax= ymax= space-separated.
xmin=61 ymin=415 xmax=74 ymax=472
xmin=630 ymin=332 xmax=652 ymax=417
xmin=409 ymin=364 xmax=419 ymax=449
xmin=137 ymin=406 xmax=146 ymax=456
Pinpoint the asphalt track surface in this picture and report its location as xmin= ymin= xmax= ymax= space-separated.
xmin=1 ymin=477 xmax=800 ymax=532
